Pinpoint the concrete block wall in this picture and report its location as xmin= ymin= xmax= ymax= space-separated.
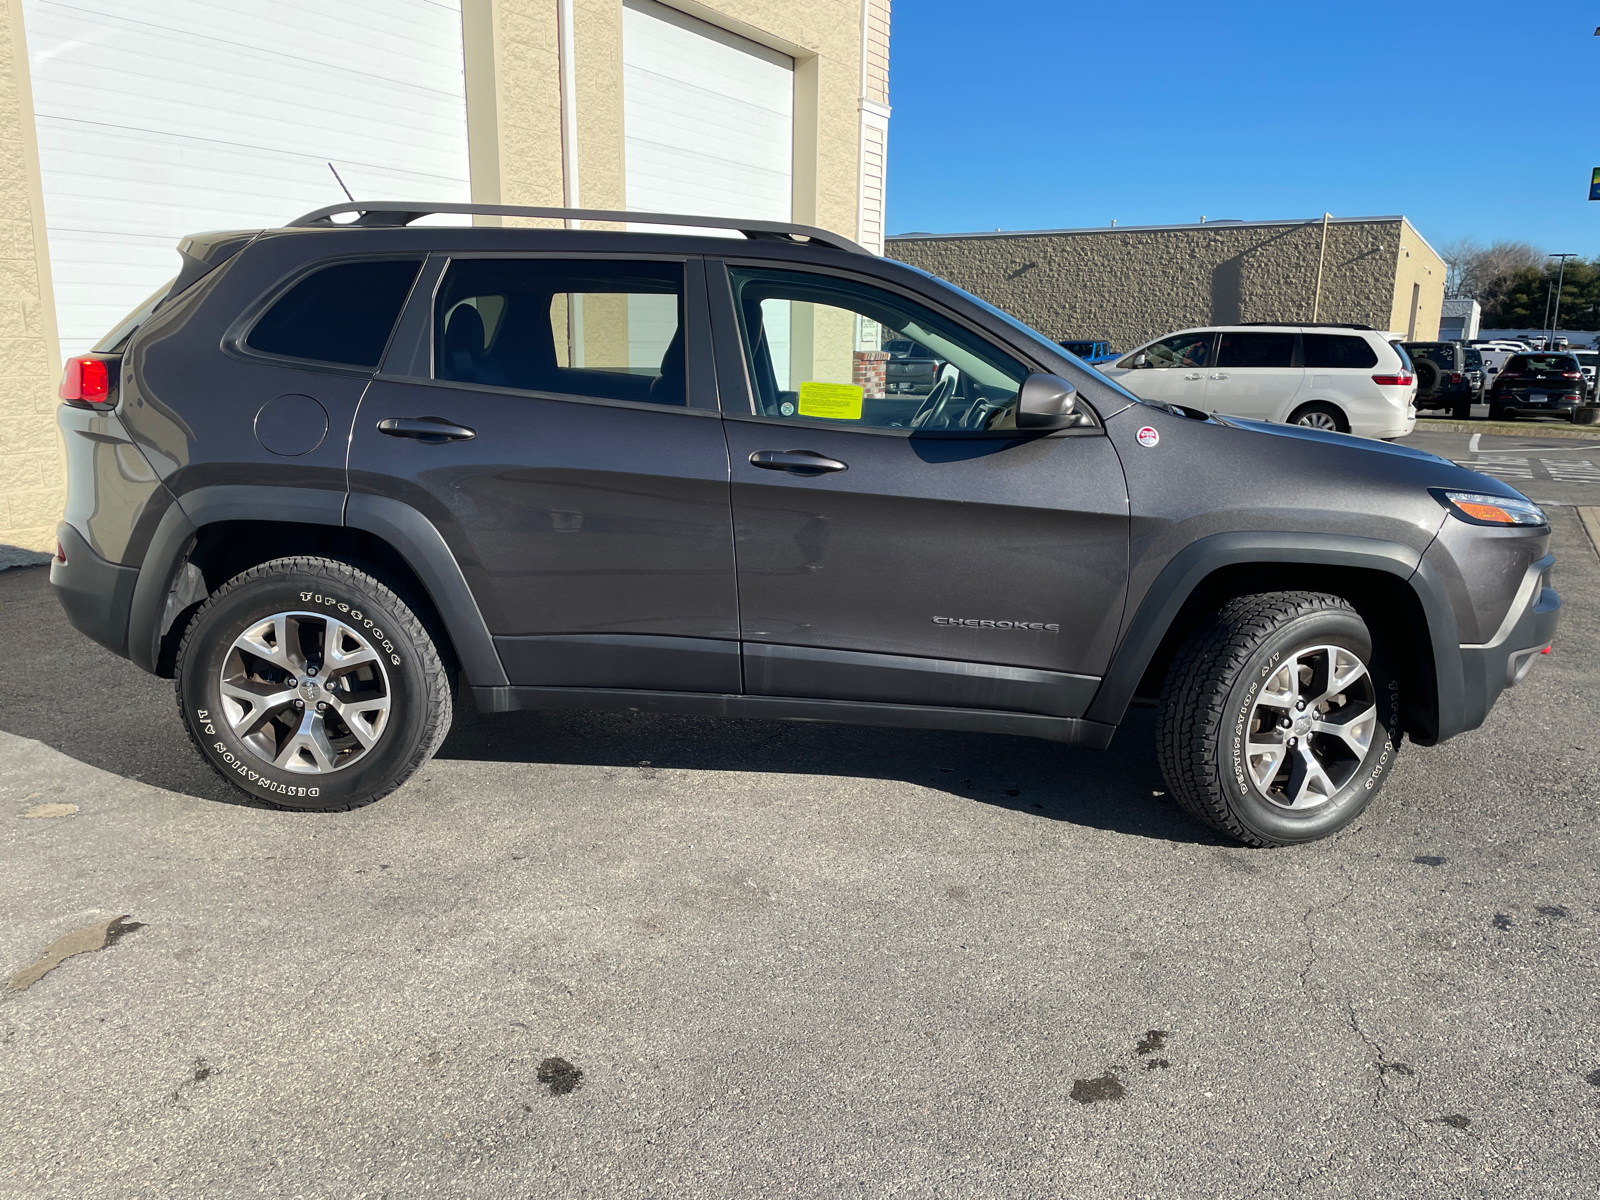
xmin=888 ymin=218 xmax=1444 ymax=353
xmin=1 ymin=0 xmax=60 ymax=555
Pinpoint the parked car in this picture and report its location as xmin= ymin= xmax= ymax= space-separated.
xmin=1487 ymin=352 xmax=1586 ymax=421
xmin=1568 ymin=349 xmax=1599 ymax=398
xmin=1058 ymin=339 xmax=1119 ymax=364
xmin=1098 ymin=323 xmax=1417 ymax=438
xmin=1401 ymin=341 xmax=1474 ymax=419
xmin=49 ymin=200 xmax=1558 ymax=847
xmin=882 ymin=338 xmax=940 ymax=395
xmin=1462 ymin=346 xmax=1486 ymax=402
xmin=1471 ymin=342 xmax=1524 ymax=392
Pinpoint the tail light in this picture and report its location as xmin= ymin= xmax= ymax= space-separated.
xmin=1372 ymin=372 xmax=1413 ymax=386
xmin=1449 ymin=372 xmax=1462 ymax=384
xmin=1561 ymin=371 xmax=1582 ymax=380
xmin=59 ymin=356 xmax=112 ymax=405
xmin=1499 ymin=371 xmax=1522 ymax=381
xmin=54 ymin=540 xmax=66 ymax=564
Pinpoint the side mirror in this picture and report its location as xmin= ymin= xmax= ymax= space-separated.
xmin=1131 ymin=352 xmax=1148 ymax=368
xmin=1016 ymin=372 xmax=1080 ymax=430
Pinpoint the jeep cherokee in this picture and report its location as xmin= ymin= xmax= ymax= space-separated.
xmin=49 ymin=201 xmax=1561 ymax=846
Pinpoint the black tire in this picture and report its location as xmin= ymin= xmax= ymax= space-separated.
xmin=1156 ymin=592 xmax=1402 ymax=847
xmin=1450 ymin=395 xmax=1471 ymax=420
xmin=1488 ymin=404 xmax=1510 ymax=422
xmin=1413 ymin=359 xmax=1441 ymax=397
xmin=1287 ymin=402 xmax=1348 ymax=433
xmin=174 ymin=557 xmax=452 ymax=811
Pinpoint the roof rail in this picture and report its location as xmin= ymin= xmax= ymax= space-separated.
xmin=1237 ymin=321 xmax=1374 ymax=330
xmin=285 ymin=201 xmax=871 ymax=256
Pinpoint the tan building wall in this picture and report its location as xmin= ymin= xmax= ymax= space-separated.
xmin=0 ymin=0 xmax=60 ymax=556
xmin=1390 ymin=220 xmax=1446 ymax=341
xmin=887 ymin=217 xmax=1444 ymax=353
xmin=464 ymin=0 xmax=874 ymax=240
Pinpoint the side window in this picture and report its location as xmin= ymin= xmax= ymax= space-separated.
xmin=434 ymin=259 xmax=685 ymax=405
xmin=1215 ymin=331 xmax=1295 ymax=368
xmin=1142 ymin=332 xmax=1213 ymax=369
xmin=246 ymin=259 xmax=423 ymax=368
xmin=725 ymin=266 xmax=1029 ymax=431
xmin=1303 ymin=334 xmax=1378 ymax=370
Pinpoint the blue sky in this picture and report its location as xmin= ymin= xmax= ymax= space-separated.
xmin=886 ymin=0 xmax=1600 ymax=256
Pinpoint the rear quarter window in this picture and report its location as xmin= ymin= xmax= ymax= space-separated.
xmin=1303 ymin=334 xmax=1378 ymax=369
xmin=245 ymin=258 xmax=423 ymax=368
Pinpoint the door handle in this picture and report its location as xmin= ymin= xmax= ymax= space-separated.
xmin=1208 ymin=373 xmax=1229 ymax=381
xmin=377 ymin=416 xmax=477 ymax=443
xmin=1184 ymin=373 xmax=1204 ymax=381
xmin=749 ymin=449 xmax=848 ymax=475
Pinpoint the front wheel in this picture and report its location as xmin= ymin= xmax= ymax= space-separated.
xmin=174 ymin=557 xmax=453 ymax=810
xmin=1156 ymin=592 xmax=1402 ymax=847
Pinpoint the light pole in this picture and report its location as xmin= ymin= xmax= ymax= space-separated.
xmin=1548 ymin=253 xmax=1577 ymax=347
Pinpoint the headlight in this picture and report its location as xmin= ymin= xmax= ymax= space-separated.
xmin=1432 ymin=489 xmax=1547 ymax=527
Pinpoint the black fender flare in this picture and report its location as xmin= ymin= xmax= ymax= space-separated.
xmin=126 ymin=485 xmax=508 ymax=687
xmin=1083 ymin=531 xmax=1463 ymax=738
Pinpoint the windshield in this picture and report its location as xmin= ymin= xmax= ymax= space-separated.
xmin=1505 ymin=354 xmax=1579 ymax=373
xmin=1406 ymin=345 xmax=1455 ymax=369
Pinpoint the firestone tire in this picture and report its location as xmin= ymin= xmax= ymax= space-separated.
xmin=1155 ymin=592 xmax=1403 ymax=848
xmin=174 ymin=557 xmax=453 ymax=811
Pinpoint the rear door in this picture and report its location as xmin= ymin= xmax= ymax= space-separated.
xmin=1205 ymin=329 xmax=1302 ymax=419
xmin=709 ymin=261 xmax=1128 ymax=717
xmin=349 ymin=253 xmax=740 ymax=692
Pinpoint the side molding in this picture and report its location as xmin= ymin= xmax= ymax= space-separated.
xmin=125 ymin=484 xmax=508 ymax=688
xmin=344 ymin=492 xmax=508 ymax=687
xmin=1084 ymin=531 xmax=1455 ymax=730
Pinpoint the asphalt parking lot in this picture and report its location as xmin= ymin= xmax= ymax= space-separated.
xmin=2 ymin=508 xmax=1598 ymax=1198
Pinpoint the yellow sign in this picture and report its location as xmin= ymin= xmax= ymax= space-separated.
xmin=796 ymin=381 xmax=864 ymax=420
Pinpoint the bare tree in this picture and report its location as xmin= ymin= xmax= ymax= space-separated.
xmin=1440 ymin=237 xmax=1481 ymax=297
xmin=1450 ymin=240 xmax=1544 ymax=310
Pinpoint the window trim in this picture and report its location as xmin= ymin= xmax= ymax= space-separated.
xmin=222 ymin=253 xmax=428 ymax=376
xmin=375 ymin=250 xmax=717 ymax=413
xmin=705 ymin=256 xmax=1102 ymax=437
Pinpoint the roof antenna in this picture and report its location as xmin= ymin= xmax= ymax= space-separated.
xmin=327 ymin=163 xmax=355 ymax=202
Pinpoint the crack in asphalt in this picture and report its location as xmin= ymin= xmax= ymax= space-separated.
xmin=1298 ymin=866 xmax=1357 ymax=995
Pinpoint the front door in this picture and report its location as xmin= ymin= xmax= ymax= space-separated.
xmin=349 ymin=254 xmax=739 ymax=692
xmin=1206 ymin=329 xmax=1303 ymax=419
xmin=1102 ymin=331 xmax=1214 ymax=409
xmin=711 ymin=262 xmax=1129 ymax=717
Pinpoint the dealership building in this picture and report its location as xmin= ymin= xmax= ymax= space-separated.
xmin=888 ymin=215 xmax=1446 ymax=359
xmin=0 ymin=0 xmax=891 ymax=555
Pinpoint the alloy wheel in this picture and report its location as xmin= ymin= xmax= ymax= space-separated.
xmin=218 ymin=611 xmax=392 ymax=774
xmin=1295 ymin=411 xmax=1340 ymax=431
xmin=1243 ymin=645 xmax=1376 ymax=809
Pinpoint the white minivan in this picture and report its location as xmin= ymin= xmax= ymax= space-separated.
xmin=1098 ymin=324 xmax=1418 ymax=439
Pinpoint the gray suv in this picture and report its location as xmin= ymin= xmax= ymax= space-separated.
xmin=49 ymin=202 xmax=1560 ymax=847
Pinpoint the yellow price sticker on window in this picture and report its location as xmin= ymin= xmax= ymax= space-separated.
xmin=796 ymin=381 xmax=864 ymax=420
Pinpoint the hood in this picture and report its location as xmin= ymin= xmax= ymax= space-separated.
xmin=1209 ymin=414 xmax=1449 ymax=464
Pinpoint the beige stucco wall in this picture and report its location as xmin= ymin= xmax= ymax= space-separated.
xmin=1 ymin=0 xmax=61 ymax=555
xmin=1389 ymin=219 xmax=1445 ymax=341
xmin=465 ymin=0 xmax=867 ymax=241
xmin=887 ymin=218 xmax=1424 ymax=353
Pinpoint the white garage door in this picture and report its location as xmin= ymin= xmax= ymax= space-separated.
xmin=621 ymin=0 xmax=792 ymax=224
xmin=23 ymin=0 xmax=472 ymax=359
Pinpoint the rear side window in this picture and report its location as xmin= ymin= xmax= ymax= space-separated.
xmin=1303 ymin=334 xmax=1378 ymax=369
xmin=433 ymin=259 xmax=686 ymax=405
xmin=1216 ymin=331 xmax=1294 ymax=368
xmin=246 ymin=258 xmax=423 ymax=368
xmin=1464 ymin=349 xmax=1483 ymax=368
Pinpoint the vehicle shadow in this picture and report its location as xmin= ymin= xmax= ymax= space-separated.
xmin=433 ymin=702 xmax=1224 ymax=845
xmin=0 ymin=565 xmax=1220 ymax=844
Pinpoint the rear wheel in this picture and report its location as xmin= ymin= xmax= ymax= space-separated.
xmin=1287 ymin=402 xmax=1347 ymax=433
xmin=1451 ymin=394 xmax=1471 ymax=420
xmin=174 ymin=557 xmax=453 ymax=810
xmin=1156 ymin=592 xmax=1402 ymax=847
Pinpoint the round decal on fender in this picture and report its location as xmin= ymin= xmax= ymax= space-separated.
xmin=1136 ymin=426 xmax=1160 ymax=447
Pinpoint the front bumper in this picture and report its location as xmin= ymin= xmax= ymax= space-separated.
xmin=1454 ymin=569 xmax=1561 ymax=736
xmin=50 ymin=521 xmax=139 ymax=659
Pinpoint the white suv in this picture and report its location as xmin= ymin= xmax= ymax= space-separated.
xmin=1098 ymin=324 xmax=1417 ymax=439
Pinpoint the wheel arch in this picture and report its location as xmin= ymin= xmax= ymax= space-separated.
xmin=127 ymin=486 xmax=508 ymax=687
xmin=1086 ymin=532 xmax=1461 ymax=744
